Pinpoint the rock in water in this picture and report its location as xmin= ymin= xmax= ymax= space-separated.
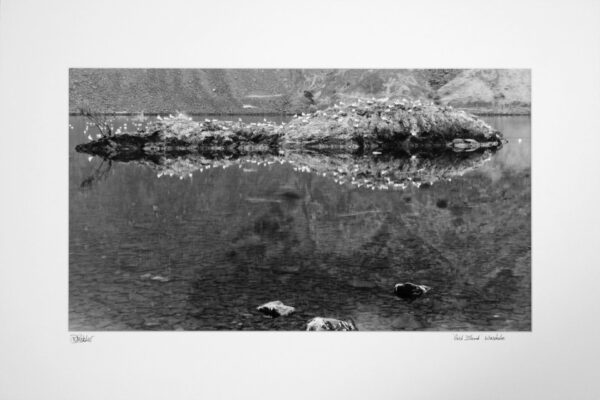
xmin=76 ymin=100 xmax=504 ymax=159
xmin=306 ymin=317 xmax=357 ymax=331
xmin=257 ymin=300 xmax=295 ymax=317
xmin=394 ymin=283 xmax=432 ymax=300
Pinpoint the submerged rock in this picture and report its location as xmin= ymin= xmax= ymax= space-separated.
xmin=256 ymin=300 xmax=295 ymax=317
xmin=140 ymin=273 xmax=170 ymax=282
xmin=306 ymin=317 xmax=357 ymax=331
xmin=436 ymin=199 xmax=448 ymax=208
xmin=394 ymin=283 xmax=431 ymax=300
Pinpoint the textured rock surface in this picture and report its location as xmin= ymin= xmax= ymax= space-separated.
xmin=306 ymin=317 xmax=357 ymax=331
xmin=75 ymin=100 xmax=504 ymax=159
xmin=256 ymin=301 xmax=295 ymax=317
xmin=438 ymin=70 xmax=530 ymax=114
xmin=69 ymin=69 xmax=530 ymax=115
xmin=394 ymin=283 xmax=432 ymax=301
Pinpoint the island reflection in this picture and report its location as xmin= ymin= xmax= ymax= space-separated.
xmin=69 ymin=115 xmax=530 ymax=331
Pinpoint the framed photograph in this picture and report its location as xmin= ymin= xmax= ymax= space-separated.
xmin=1 ymin=1 xmax=599 ymax=399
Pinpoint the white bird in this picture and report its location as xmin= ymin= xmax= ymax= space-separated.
xmin=87 ymin=135 xmax=92 ymax=140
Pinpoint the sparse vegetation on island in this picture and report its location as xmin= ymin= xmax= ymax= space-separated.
xmin=76 ymin=98 xmax=504 ymax=163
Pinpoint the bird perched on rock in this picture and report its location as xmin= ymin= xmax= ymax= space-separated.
xmin=394 ymin=283 xmax=431 ymax=301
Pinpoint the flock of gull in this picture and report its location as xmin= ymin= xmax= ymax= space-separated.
xmin=73 ymin=98 xmax=493 ymax=191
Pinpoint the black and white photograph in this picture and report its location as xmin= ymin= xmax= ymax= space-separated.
xmin=69 ymin=68 xmax=531 ymax=331
xmin=2 ymin=0 xmax=600 ymax=399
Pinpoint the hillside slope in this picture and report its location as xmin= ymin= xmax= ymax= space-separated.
xmin=69 ymin=69 xmax=530 ymax=115
xmin=438 ymin=69 xmax=530 ymax=114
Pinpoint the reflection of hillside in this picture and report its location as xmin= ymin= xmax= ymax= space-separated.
xmin=193 ymin=158 xmax=530 ymax=330
xmin=70 ymin=139 xmax=530 ymax=330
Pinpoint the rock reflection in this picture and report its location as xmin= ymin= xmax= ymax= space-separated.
xmin=69 ymin=117 xmax=530 ymax=331
xmin=76 ymin=146 xmax=498 ymax=192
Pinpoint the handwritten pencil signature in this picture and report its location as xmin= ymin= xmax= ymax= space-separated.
xmin=70 ymin=334 xmax=94 ymax=344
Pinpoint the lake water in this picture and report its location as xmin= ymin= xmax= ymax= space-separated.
xmin=69 ymin=115 xmax=531 ymax=331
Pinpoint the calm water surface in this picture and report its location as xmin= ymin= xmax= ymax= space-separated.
xmin=69 ymin=115 xmax=531 ymax=330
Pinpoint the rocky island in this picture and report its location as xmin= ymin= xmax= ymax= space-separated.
xmin=76 ymin=99 xmax=504 ymax=160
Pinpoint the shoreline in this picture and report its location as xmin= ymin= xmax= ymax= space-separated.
xmin=68 ymin=110 xmax=531 ymax=117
